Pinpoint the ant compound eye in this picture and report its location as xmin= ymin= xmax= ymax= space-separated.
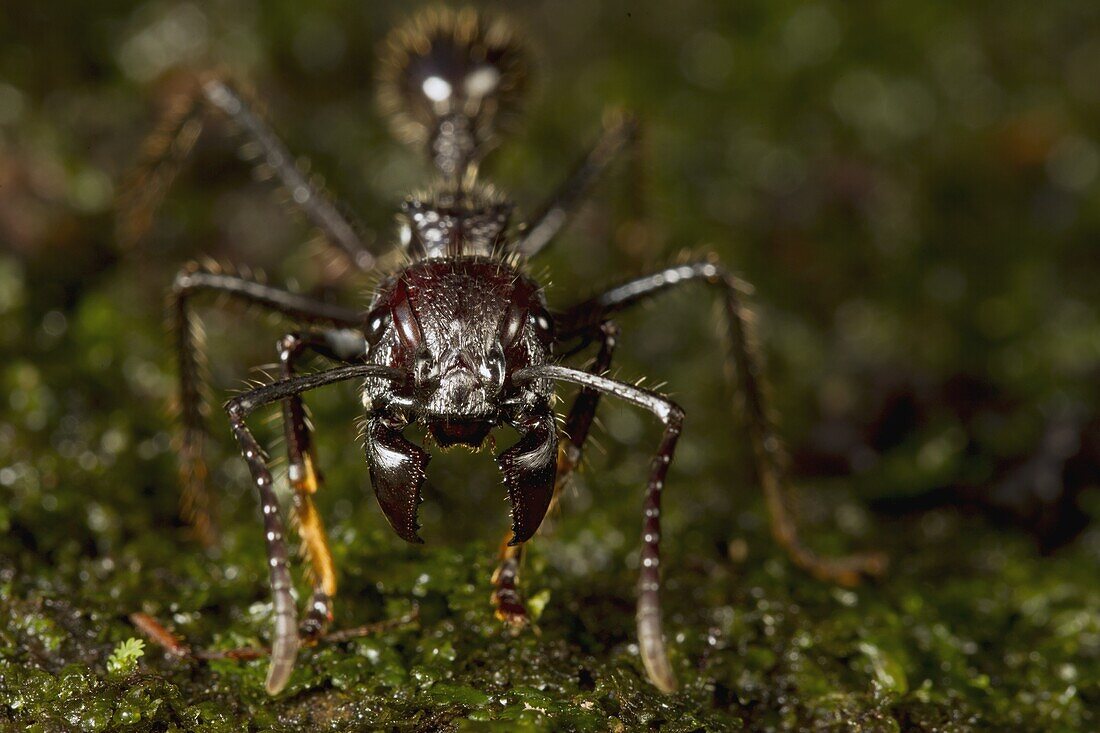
xmin=481 ymin=343 xmax=506 ymax=391
xmin=391 ymin=280 xmax=424 ymax=349
xmin=413 ymin=346 xmax=438 ymax=385
xmin=365 ymin=309 xmax=390 ymax=345
xmin=528 ymin=308 xmax=553 ymax=346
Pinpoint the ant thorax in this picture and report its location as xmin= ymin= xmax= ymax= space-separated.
xmin=399 ymin=186 xmax=514 ymax=260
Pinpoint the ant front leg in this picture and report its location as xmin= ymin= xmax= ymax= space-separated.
xmin=170 ymin=262 xmax=359 ymax=544
xmin=557 ymin=260 xmax=888 ymax=587
xmin=277 ymin=329 xmax=368 ymax=641
xmin=491 ymin=321 xmax=620 ymax=627
xmin=223 ymin=363 xmax=402 ymax=695
xmin=514 ymin=365 xmax=683 ymax=693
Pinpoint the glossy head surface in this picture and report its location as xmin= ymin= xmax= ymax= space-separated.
xmin=364 ymin=258 xmax=552 ymax=442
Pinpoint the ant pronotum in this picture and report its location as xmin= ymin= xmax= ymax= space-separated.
xmin=121 ymin=6 xmax=886 ymax=695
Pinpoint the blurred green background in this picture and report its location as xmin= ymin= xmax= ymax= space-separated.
xmin=1 ymin=1 xmax=1098 ymax=730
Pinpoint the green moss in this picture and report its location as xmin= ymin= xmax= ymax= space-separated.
xmin=2 ymin=0 xmax=1099 ymax=730
xmin=2 ymin=517 xmax=1095 ymax=730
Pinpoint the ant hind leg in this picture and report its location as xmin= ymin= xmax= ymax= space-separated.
xmin=119 ymin=71 xmax=378 ymax=271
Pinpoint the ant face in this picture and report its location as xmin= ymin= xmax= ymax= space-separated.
xmin=366 ymin=258 xmax=549 ymax=448
xmin=412 ymin=337 xmax=506 ymax=416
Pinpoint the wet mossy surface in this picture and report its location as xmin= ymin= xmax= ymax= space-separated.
xmin=2 ymin=0 xmax=1100 ymax=731
xmin=2 ymin=359 xmax=1099 ymax=732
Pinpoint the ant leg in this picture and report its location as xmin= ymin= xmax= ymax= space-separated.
xmin=171 ymin=262 xmax=359 ymax=545
xmin=199 ymin=78 xmax=376 ymax=270
xmin=513 ymin=364 xmax=683 ymax=693
xmin=490 ymin=322 xmax=620 ymax=626
xmin=558 ymin=321 xmax=622 ymax=480
xmin=276 ymin=330 xmax=368 ymax=641
xmin=223 ymin=363 xmax=402 ymax=695
xmin=120 ymin=73 xmax=378 ymax=271
xmin=557 ymin=260 xmax=888 ymax=587
xmin=513 ymin=111 xmax=638 ymax=258
xmin=489 ymin=536 xmax=527 ymax=628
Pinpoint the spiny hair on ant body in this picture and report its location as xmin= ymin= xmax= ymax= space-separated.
xmin=124 ymin=5 xmax=886 ymax=698
xmin=397 ymin=180 xmax=516 ymax=260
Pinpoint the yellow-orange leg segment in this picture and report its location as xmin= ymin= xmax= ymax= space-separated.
xmin=168 ymin=264 xmax=361 ymax=547
xmin=490 ymin=537 xmax=527 ymax=629
xmin=278 ymin=332 xmax=364 ymax=639
xmin=290 ymin=452 xmax=338 ymax=638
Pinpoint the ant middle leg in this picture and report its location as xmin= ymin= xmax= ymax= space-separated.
xmin=491 ymin=321 xmax=620 ymax=627
xmin=557 ymin=259 xmax=888 ymax=587
xmin=513 ymin=111 xmax=639 ymax=259
xmin=171 ymin=261 xmax=359 ymax=544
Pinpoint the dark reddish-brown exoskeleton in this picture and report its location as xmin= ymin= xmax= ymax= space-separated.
xmin=122 ymin=7 xmax=885 ymax=694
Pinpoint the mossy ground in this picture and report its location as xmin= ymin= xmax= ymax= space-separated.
xmin=2 ymin=0 xmax=1099 ymax=731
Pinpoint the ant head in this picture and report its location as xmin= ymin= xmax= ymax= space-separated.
xmin=377 ymin=7 xmax=530 ymax=178
xmin=364 ymin=261 xmax=551 ymax=443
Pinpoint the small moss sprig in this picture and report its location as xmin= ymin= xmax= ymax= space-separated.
xmin=106 ymin=638 xmax=145 ymax=677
